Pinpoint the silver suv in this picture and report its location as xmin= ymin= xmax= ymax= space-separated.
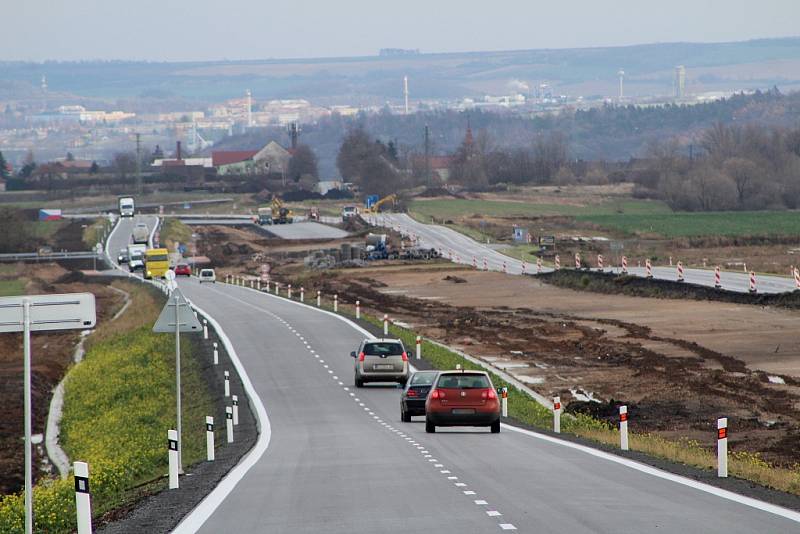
xmin=351 ymin=338 xmax=409 ymax=387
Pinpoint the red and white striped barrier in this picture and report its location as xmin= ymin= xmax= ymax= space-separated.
xmin=597 ymin=254 xmax=604 ymax=271
xmin=574 ymin=252 xmax=581 ymax=269
xmin=537 ymin=257 xmax=542 ymax=273
xmin=677 ymin=261 xmax=684 ymax=282
xmin=794 ymin=267 xmax=800 ymax=291
xmin=714 ymin=266 xmax=722 ymax=289
xmin=483 ymin=258 xmax=488 ymax=271
xmin=521 ymin=261 xmax=527 ymax=274
xmin=717 ymin=417 xmax=728 ymax=478
xmin=619 ymin=405 xmax=629 ymax=451
xmin=555 ymin=255 xmax=561 ymax=270
xmin=645 ymin=259 xmax=653 ymax=278
xmin=472 ymin=257 xmax=477 ymax=269
xmin=749 ymin=271 xmax=757 ymax=294
xmin=621 ymin=255 xmax=628 ymax=274
xmin=502 ymin=261 xmax=507 ymax=274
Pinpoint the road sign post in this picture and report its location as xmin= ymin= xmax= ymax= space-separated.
xmin=153 ymin=288 xmax=202 ymax=474
xmin=0 ymin=293 xmax=96 ymax=534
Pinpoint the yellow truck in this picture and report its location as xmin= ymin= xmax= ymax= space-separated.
xmin=144 ymin=248 xmax=170 ymax=279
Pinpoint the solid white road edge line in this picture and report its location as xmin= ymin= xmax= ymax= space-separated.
xmin=500 ymin=423 xmax=800 ymax=523
xmin=171 ymin=301 xmax=272 ymax=534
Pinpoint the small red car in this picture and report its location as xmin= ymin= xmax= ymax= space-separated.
xmin=425 ymin=370 xmax=501 ymax=433
xmin=174 ymin=263 xmax=191 ymax=276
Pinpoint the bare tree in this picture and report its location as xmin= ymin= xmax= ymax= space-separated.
xmin=723 ymin=157 xmax=760 ymax=208
xmin=288 ymin=144 xmax=319 ymax=183
xmin=112 ymin=152 xmax=136 ymax=179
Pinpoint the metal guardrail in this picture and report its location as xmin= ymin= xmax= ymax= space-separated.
xmin=0 ymin=251 xmax=101 ymax=262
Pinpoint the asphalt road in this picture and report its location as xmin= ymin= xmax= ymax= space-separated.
xmin=169 ymin=279 xmax=799 ymax=533
xmin=106 ymin=213 xmax=160 ymax=272
xmin=258 ymin=221 xmax=349 ymax=240
xmin=374 ymin=213 xmax=798 ymax=295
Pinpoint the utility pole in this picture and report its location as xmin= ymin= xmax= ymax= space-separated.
xmin=424 ymin=125 xmax=431 ymax=187
xmin=135 ymin=133 xmax=142 ymax=194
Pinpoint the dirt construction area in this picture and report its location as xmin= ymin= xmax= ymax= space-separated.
xmin=288 ymin=263 xmax=800 ymax=468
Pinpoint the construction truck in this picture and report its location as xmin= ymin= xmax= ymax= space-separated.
xmin=363 ymin=194 xmax=397 ymax=214
xmin=307 ymin=207 xmax=320 ymax=221
xmin=257 ymin=207 xmax=273 ymax=225
xmin=271 ymin=198 xmax=293 ymax=224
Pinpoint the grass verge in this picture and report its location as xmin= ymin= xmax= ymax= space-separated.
xmin=160 ymin=219 xmax=192 ymax=252
xmin=0 ymin=282 xmax=214 ymax=533
xmin=82 ymin=218 xmax=112 ymax=250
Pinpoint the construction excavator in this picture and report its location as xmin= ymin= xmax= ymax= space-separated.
xmin=363 ymin=194 xmax=397 ymax=214
xmin=257 ymin=197 xmax=294 ymax=225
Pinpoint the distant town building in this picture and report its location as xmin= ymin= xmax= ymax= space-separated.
xmin=379 ymin=48 xmax=420 ymax=57
xmin=211 ymin=140 xmax=292 ymax=175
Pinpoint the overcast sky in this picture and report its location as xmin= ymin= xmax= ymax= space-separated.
xmin=2 ymin=0 xmax=798 ymax=62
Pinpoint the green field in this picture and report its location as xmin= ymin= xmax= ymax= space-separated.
xmin=409 ymin=198 xmax=670 ymax=220
xmin=0 ymin=280 xmax=24 ymax=296
xmin=579 ymin=211 xmax=800 ymax=238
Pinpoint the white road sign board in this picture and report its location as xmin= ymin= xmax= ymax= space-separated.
xmin=153 ymin=289 xmax=202 ymax=333
xmin=0 ymin=293 xmax=97 ymax=333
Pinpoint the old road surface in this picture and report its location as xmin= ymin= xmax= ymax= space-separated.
xmin=375 ymin=213 xmax=797 ymax=295
xmin=163 ymin=277 xmax=799 ymax=533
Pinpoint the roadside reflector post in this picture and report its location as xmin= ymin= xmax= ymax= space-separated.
xmin=522 ymin=261 xmax=527 ymax=274
xmin=677 ymin=261 xmax=684 ymax=282
xmin=300 ymin=287 xmax=305 ymax=302
xmin=537 ymin=257 xmax=542 ymax=273
xmin=502 ymin=261 xmax=507 ymax=273
xmin=288 ymin=284 xmax=293 ymax=299
xmin=597 ymin=254 xmax=603 ymax=271
xmin=383 ymin=314 xmax=389 ymax=336
xmin=213 ymin=342 xmax=219 ymax=365
xmin=749 ymin=271 xmax=757 ymax=294
xmin=274 ymin=282 xmax=280 ymax=295
xmin=621 ymin=255 xmax=628 ymax=274
xmin=715 ymin=266 xmax=722 ymax=289
xmin=645 ymin=258 xmax=653 ymax=278
xmin=555 ymin=255 xmax=561 ymax=270
xmin=794 ymin=267 xmax=800 ymax=291
xmin=226 ymin=407 xmax=234 ymax=443
xmin=224 ymin=371 xmax=230 ymax=397
xmin=717 ymin=417 xmax=728 ymax=478
xmin=356 ymin=300 xmax=361 ymax=319
xmin=416 ymin=335 xmax=421 ymax=359
xmin=334 ymin=294 xmax=338 ymax=312
xmin=317 ymin=290 xmax=321 ymax=307
xmin=206 ymin=416 xmax=215 ymax=462
xmin=250 ymin=280 xmax=254 ymax=289
xmin=168 ymin=429 xmax=179 ymax=489
xmin=74 ymin=461 xmax=92 ymax=534
xmin=483 ymin=258 xmax=488 ymax=271
xmin=225 ymin=274 xmax=230 ymax=284
xmin=553 ymin=396 xmax=562 ymax=433
xmin=257 ymin=280 xmax=261 ymax=291
xmin=620 ymin=405 xmax=629 ymax=451
xmin=232 ymin=395 xmax=239 ymax=426
xmin=501 ymin=387 xmax=508 ymax=418
xmin=574 ymin=252 xmax=580 ymax=270
xmin=203 ymin=319 xmax=208 ymax=340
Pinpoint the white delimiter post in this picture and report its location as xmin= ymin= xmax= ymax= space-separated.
xmin=317 ymin=290 xmax=321 ymax=307
xmin=226 ymin=407 xmax=234 ymax=443
xmin=553 ymin=396 xmax=562 ymax=433
xmin=224 ymin=371 xmax=230 ymax=397
xmin=501 ymin=387 xmax=508 ymax=418
xmin=383 ymin=314 xmax=389 ymax=336
xmin=203 ymin=319 xmax=208 ymax=340
xmin=416 ymin=335 xmax=421 ymax=359
xmin=356 ymin=300 xmax=361 ymax=319
xmin=274 ymin=282 xmax=279 ymax=295
xmin=334 ymin=294 xmax=338 ymax=312
xmin=288 ymin=284 xmax=293 ymax=299
xmin=206 ymin=416 xmax=215 ymax=461
xmin=300 ymin=287 xmax=305 ymax=302
xmin=73 ymin=461 xmax=92 ymax=534
xmin=620 ymin=405 xmax=629 ymax=451
xmin=213 ymin=342 xmax=219 ymax=365
xmin=168 ymin=429 xmax=179 ymax=489
xmin=718 ymin=417 xmax=728 ymax=478
xmin=232 ymin=395 xmax=239 ymax=426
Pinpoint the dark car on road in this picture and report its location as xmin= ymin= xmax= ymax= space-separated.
xmin=351 ymin=338 xmax=409 ymax=387
xmin=401 ymin=370 xmax=439 ymax=421
xmin=425 ymin=370 xmax=501 ymax=433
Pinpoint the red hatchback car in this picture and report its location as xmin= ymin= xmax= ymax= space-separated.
xmin=425 ymin=370 xmax=501 ymax=433
xmin=174 ymin=264 xmax=191 ymax=276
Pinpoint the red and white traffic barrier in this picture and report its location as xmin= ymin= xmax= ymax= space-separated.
xmin=677 ymin=261 xmax=684 ymax=282
xmin=717 ymin=417 xmax=728 ymax=478
xmin=206 ymin=416 xmax=215 ymax=462
xmin=621 ymin=256 xmax=628 ymax=274
xmin=74 ymin=461 xmax=92 ymax=534
xmin=794 ymin=267 xmax=800 ymax=290
xmin=645 ymin=259 xmax=653 ymax=278
xmin=749 ymin=271 xmax=757 ymax=294
xmin=574 ymin=252 xmax=581 ymax=269
xmin=522 ymin=261 xmax=527 ymax=274
xmin=597 ymin=254 xmax=604 ymax=271
xmin=383 ymin=314 xmax=389 ymax=336
xmin=483 ymin=258 xmax=488 ymax=271
xmin=502 ymin=261 xmax=507 ymax=274
xmin=555 ymin=255 xmax=561 ymax=270
xmin=168 ymin=429 xmax=179 ymax=489
xmin=714 ymin=266 xmax=722 ymax=289
xmin=536 ymin=257 xmax=542 ymax=273
xmin=500 ymin=387 xmax=508 ymax=418
xmin=619 ymin=406 xmax=629 ymax=451
xmin=356 ymin=300 xmax=361 ymax=319
xmin=472 ymin=257 xmax=477 ymax=269
xmin=416 ymin=335 xmax=421 ymax=360
xmin=553 ymin=396 xmax=562 ymax=433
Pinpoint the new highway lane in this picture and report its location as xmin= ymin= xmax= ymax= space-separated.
xmin=375 ymin=213 xmax=798 ymax=294
xmin=170 ymin=279 xmax=798 ymax=533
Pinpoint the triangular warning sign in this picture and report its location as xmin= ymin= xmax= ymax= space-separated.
xmin=153 ymin=288 xmax=203 ymax=333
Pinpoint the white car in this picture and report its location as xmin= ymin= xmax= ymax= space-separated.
xmin=199 ymin=269 xmax=216 ymax=283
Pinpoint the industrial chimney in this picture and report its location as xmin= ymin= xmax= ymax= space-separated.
xmin=176 ymin=141 xmax=182 ymax=160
